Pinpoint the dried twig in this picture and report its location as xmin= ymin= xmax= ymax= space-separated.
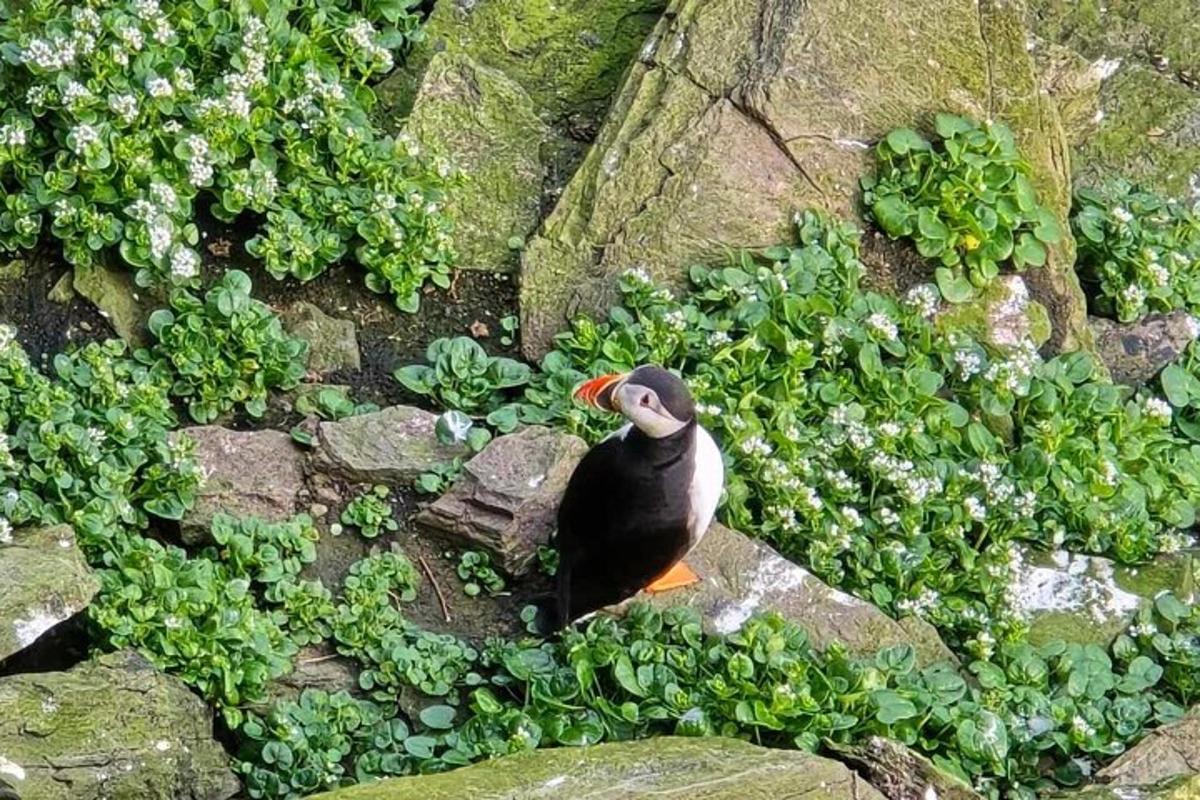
xmin=299 ymin=653 xmax=342 ymax=665
xmin=419 ymin=554 xmax=452 ymax=623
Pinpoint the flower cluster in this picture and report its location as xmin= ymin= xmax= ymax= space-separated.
xmin=0 ymin=0 xmax=454 ymax=310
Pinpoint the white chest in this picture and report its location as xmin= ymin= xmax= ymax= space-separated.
xmin=687 ymin=425 xmax=724 ymax=547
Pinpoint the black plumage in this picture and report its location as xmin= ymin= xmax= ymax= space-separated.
xmin=553 ymin=419 xmax=697 ymax=627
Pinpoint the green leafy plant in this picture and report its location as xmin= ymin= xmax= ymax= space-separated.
xmin=536 ymin=544 xmax=558 ymax=577
xmin=340 ymin=485 xmax=398 ymax=540
xmin=455 ymin=550 xmax=505 ymax=597
xmin=862 ymin=114 xmax=1062 ymax=302
xmin=487 ymin=212 xmax=1198 ymax=650
xmin=0 ymin=0 xmax=456 ymax=309
xmin=499 ymin=314 xmax=519 ymax=347
xmin=139 ymin=270 xmax=307 ymax=423
xmin=395 ymin=337 xmax=531 ymax=414
xmin=204 ymin=513 xmax=319 ymax=590
xmin=414 ymin=458 xmax=464 ymax=496
xmin=1073 ymin=181 xmax=1200 ymax=322
xmin=295 ymin=386 xmax=379 ymax=421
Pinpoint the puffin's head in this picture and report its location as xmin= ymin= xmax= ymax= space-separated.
xmin=574 ymin=365 xmax=695 ymax=438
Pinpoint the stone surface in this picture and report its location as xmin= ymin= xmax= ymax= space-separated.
xmin=1057 ymin=775 xmax=1200 ymax=800
xmin=1012 ymin=547 xmax=1194 ymax=647
xmin=46 ymin=271 xmax=76 ymax=305
xmin=1091 ymin=312 xmax=1198 ymax=387
xmin=937 ymin=276 xmax=1053 ymax=352
xmin=1098 ymin=708 xmax=1200 ymax=786
xmin=829 ymin=737 xmax=984 ymax=800
xmin=177 ymin=426 xmax=307 ymax=545
xmin=313 ymin=405 xmax=471 ymax=484
xmin=281 ymin=301 xmax=360 ymax=375
xmin=379 ymin=0 xmax=666 ymax=126
xmin=520 ymin=0 xmax=1091 ymax=358
xmin=307 ymin=736 xmax=886 ymax=800
xmin=72 ymin=263 xmax=155 ymax=348
xmin=0 ymin=525 xmax=99 ymax=664
xmin=407 ymin=53 xmax=550 ymax=272
xmin=1031 ymin=2 xmax=1200 ymax=197
xmin=267 ymin=645 xmax=360 ymax=706
xmin=417 ymin=426 xmax=588 ymax=575
xmin=0 ymin=650 xmax=239 ymax=800
xmin=647 ymin=524 xmax=956 ymax=664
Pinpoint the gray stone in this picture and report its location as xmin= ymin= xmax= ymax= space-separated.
xmin=647 ymin=524 xmax=956 ymax=665
xmin=1091 ymin=312 xmax=1198 ymax=387
xmin=46 ymin=272 xmax=76 ymax=305
xmin=306 ymin=736 xmax=886 ymax=800
xmin=1011 ymin=547 xmax=1194 ymax=648
xmin=407 ymin=53 xmax=550 ymax=273
xmin=417 ymin=426 xmax=588 ymax=575
xmin=1098 ymin=707 xmax=1200 ymax=786
xmin=0 ymin=650 xmax=239 ymax=800
xmin=0 ymin=525 xmax=99 ymax=663
xmin=828 ymin=737 xmax=984 ymax=800
xmin=268 ymin=645 xmax=360 ymax=706
xmin=313 ymin=405 xmax=471 ymax=484
xmin=177 ymin=427 xmax=307 ymax=545
xmin=1054 ymin=776 xmax=1200 ymax=800
xmin=281 ymin=302 xmax=360 ymax=376
xmin=520 ymin=0 xmax=1091 ymax=358
xmin=72 ymin=263 xmax=156 ymax=348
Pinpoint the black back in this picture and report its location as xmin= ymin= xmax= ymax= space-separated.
xmin=554 ymin=420 xmax=697 ymax=626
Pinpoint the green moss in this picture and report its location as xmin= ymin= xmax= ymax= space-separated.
xmin=380 ymin=0 xmax=666 ymax=125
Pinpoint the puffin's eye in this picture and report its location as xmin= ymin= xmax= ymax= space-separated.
xmin=640 ymin=393 xmax=652 ymax=407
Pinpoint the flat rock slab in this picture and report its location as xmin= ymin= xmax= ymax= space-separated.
xmin=72 ymin=262 xmax=156 ymax=348
xmin=178 ymin=427 xmax=307 ymax=545
xmin=1098 ymin=708 xmax=1200 ymax=786
xmin=647 ymin=524 xmax=955 ymax=665
xmin=1091 ymin=312 xmax=1198 ymax=387
xmin=1011 ymin=547 xmax=1194 ymax=648
xmin=417 ymin=426 xmax=587 ymax=575
xmin=0 ymin=650 xmax=238 ymax=800
xmin=1059 ymin=775 xmax=1200 ymax=800
xmin=282 ymin=301 xmax=360 ymax=375
xmin=520 ymin=0 xmax=1090 ymax=357
xmin=306 ymin=736 xmax=886 ymax=800
xmin=313 ymin=405 xmax=471 ymax=484
xmin=0 ymin=525 xmax=98 ymax=663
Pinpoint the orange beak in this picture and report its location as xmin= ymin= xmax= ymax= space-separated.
xmin=573 ymin=372 xmax=628 ymax=412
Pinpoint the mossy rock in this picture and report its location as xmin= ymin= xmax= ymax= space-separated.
xmin=406 ymin=53 xmax=550 ymax=273
xmin=0 ymin=525 xmax=98 ymax=663
xmin=72 ymin=263 xmax=157 ymax=348
xmin=1098 ymin=707 xmax=1200 ymax=787
xmin=1052 ymin=774 xmax=1200 ymax=800
xmin=519 ymin=0 xmax=1090 ymax=358
xmin=281 ymin=301 xmax=360 ymax=374
xmin=377 ymin=0 xmax=667 ymax=126
xmin=0 ymin=650 xmax=238 ymax=800
xmin=1010 ymin=547 xmax=1194 ymax=648
xmin=307 ymin=737 xmax=886 ymax=800
xmin=1030 ymin=1 xmax=1200 ymax=197
xmin=936 ymin=276 xmax=1053 ymax=353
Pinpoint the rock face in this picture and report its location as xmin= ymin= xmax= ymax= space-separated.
xmin=520 ymin=0 xmax=1090 ymax=358
xmin=0 ymin=650 xmax=239 ymax=800
xmin=829 ymin=737 xmax=984 ymax=800
xmin=178 ymin=427 xmax=307 ymax=545
xmin=1098 ymin=708 xmax=1200 ymax=786
xmin=1031 ymin=1 xmax=1200 ymax=196
xmin=282 ymin=301 xmax=360 ymax=375
xmin=313 ymin=405 xmax=471 ymax=484
xmin=1060 ymin=776 xmax=1200 ymax=800
xmin=937 ymin=276 xmax=1053 ymax=353
xmin=1091 ymin=312 xmax=1198 ymax=387
xmin=380 ymin=0 xmax=666 ymax=128
xmin=648 ymin=524 xmax=955 ymax=664
xmin=417 ymin=426 xmax=587 ymax=575
xmin=407 ymin=53 xmax=550 ymax=273
xmin=1011 ymin=547 xmax=1194 ymax=647
xmin=0 ymin=525 xmax=99 ymax=663
xmin=306 ymin=736 xmax=886 ymax=800
xmin=72 ymin=262 xmax=154 ymax=348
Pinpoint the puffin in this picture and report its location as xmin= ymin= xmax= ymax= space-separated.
xmin=550 ymin=365 xmax=724 ymax=629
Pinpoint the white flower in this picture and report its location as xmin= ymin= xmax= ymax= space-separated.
xmin=169 ymin=246 xmax=200 ymax=280
xmin=954 ymin=350 xmax=983 ymax=380
xmin=61 ymin=80 xmax=92 ymax=107
xmin=117 ymin=23 xmax=145 ymax=52
xmin=866 ymin=312 xmax=898 ymax=340
xmin=70 ymin=124 xmax=100 ymax=154
xmin=148 ymin=216 xmax=173 ymax=260
xmin=662 ymin=309 xmax=687 ymax=332
xmin=172 ymin=67 xmax=194 ymax=93
xmin=708 ymin=330 xmax=731 ymax=347
xmin=1143 ymin=396 xmax=1173 ymax=424
xmin=108 ymin=93 xmax=139 ymax=124
xmin=1070 ymin=715 xmax=1096 ymax=738
xmin=905 ymin=283 xmax=940 ymax=318
xmin=1112 ymin=206 xmax=1134 ymax=224
xmin=1128 ymin=622 xmax=1157 ymax=638
xmin=1187 ymin=315 xmax=1200 ymax=340
xmin=964 ymin=496 xmax=987 ymax=521
xmin=1148 ymin=261 xmax=1170 ymax=287
xmin=879 ymin=507 xmax=900 ymax=526
xmin=146 ymin=76 xmax=173 ymax=98
xmin=840 ymin=506 xmax=862 ymax=529
xmin=622 ymin=266 xmax=652 ymax=285
xmin=150 ymin=182 xmax=178 ymax=210
xmin=0 ymin=124 xmax=27 ymax=147
xmin=738 ymin=436 xmax=772 ymax=458
xmin=1120 ymin=283 xmax=1147 ymax=310
xmin=1098 ymin=459 xmax=1119 ymax=487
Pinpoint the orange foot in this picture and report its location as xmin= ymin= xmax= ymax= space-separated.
xmin=644 ymin=561 xmax=700 ymax=593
